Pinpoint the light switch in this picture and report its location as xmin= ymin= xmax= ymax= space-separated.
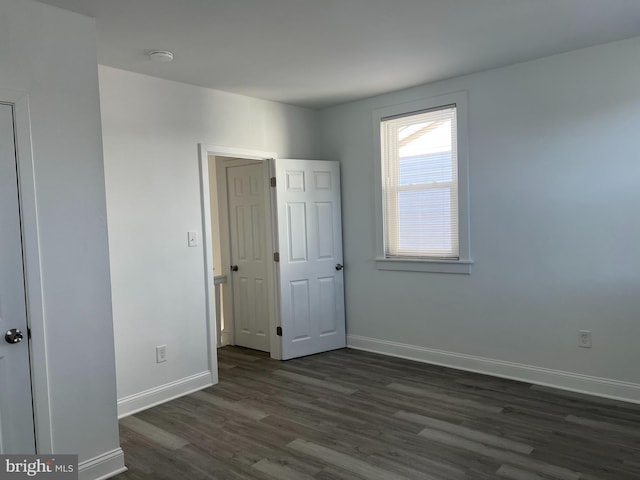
xmin=188 ymin=231 xmax=198 ymax=247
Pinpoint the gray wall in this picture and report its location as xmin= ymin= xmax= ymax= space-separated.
xmin=99 ymin=66 xmax=320 ymax=414
xmin=320 ymin=37 xmax=640 ymax=400
xmin=0 ymin=0 xmax=122 ymax=476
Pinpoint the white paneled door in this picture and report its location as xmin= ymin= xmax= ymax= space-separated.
xmin=275 ymin=159 xmax=346 ymax=360
xmin=0 ymin=103 xmax=36 ymax=453
xmin=227 ymin=163 xmax=270 ymax=352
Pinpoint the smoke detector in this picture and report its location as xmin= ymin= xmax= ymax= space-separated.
xmin=148 ymin=50 xmax=174 ymax=63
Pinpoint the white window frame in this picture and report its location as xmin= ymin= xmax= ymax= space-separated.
xmin=373 ymin=91 xmax=472 ymax=274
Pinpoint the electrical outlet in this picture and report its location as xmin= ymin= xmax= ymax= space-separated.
xmin=156 ymin=345 xmax=167 ymax=363
xmin=578 ymin=330 xmax=592 ymax=348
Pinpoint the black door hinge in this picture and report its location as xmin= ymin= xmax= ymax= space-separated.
xmin=276 ymin=326 xmax=282 ymax=336
xmin=273 ymin=252 xmax=280 ymax=262
xmin=270 ymin=177 xmax=277 ymax=187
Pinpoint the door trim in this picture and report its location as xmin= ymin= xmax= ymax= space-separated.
xmin=1 ymin=89 xmax=52 ymax=452
xmin=198 ymin=145 xmax=282 ymax=360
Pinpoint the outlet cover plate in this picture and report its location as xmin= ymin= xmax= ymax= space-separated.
xmin=578 ymin=330 xmax=592 ymax=348
xmin=156 ymin=345 xmax=167 ymax=363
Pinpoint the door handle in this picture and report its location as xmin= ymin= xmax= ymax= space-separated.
xmin=231 ymin=265 xmax=239 ymax=272
xmin=335 ymin=263 xmax=343 ymax=271
xmin=5 ymin=329 xmax=24 ymax=344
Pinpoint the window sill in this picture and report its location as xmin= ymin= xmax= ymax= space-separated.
xmin=375 ymin=257 xmax=473 ymax=274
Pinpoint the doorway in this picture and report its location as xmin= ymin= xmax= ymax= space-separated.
xmin=199 ymin=145 xmax=347 ymax=362
xmin=202 ymin=148 xmax=280 ymax=359
xmin=0 ymin=102 xmax=36 ymax=453
xmin=218 ymin=158 xmax=275 ymax=353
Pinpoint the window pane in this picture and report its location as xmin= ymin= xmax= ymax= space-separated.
xmin=399 ymin=119 xmax=452 ymax=157
xmin=399 ymin=152 xmax=453 ymax=185
xmin=382 ymin=105 xmax=458 ymax=258
xmin=397 ymin=188 xmax=454 ymax=254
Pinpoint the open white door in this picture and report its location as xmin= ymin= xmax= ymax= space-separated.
xmin=226 ymin=162 xmax=271 ymax=352
xmin=274 ymin=159 xmax=346 ymax=360
xmin=0 ymin=103 xmax=36 ymax=453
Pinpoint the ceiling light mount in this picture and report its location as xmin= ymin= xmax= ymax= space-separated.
xmin=148 ymin=50 xmax=174 ymax=63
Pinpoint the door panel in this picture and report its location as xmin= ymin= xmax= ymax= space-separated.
xmin=290 ymin=280 xmax=311 ymax=341
xmin=275 ymin=159 xmax=346 ymax=359
xmin=316 ymin=203 xmax=334 ymax=259
xmin=227 ymin=163 xmax=270 ymax=352
xmin=0 ymin=103 xmax=36 ymax=453
xmin=287 ymin=203 xmax=307 ymax=261
xmin=318 ymin=277 xmax=337 ymax=335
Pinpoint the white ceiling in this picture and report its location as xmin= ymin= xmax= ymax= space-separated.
xmin=37 ymin=0 xmax=640 ymax=108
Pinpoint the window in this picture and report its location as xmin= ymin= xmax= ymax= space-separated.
xmin=382 ymin=106 xmax=458 ymax=258
xmin=374 ymin=92 xmax=471 ymax=274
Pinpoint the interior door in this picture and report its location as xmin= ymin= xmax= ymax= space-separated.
xmin=275 ymin=159 xmax=346 ymax=360
xmin=227 ymin=163 xmax=270 ymax=352
xmin=0 ymin=102 xmax=36 ymax=453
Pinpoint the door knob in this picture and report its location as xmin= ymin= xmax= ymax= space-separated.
xmin=335 ymin=263 xmax=344 ymax=271
xmin=5 ymin=329 xmax=24 ymax=344
xmin=231 ymin=265 xmax=239 ymax=272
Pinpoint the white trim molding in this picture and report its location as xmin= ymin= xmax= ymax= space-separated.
xmin=78 ymin=447 xmax=126 ymax=480
xmin=117 ymin=371 xmax=213 ymax=418
xmin=1 ymin=88 xmax=53 ymax=452
xmin=375 ymin=257 xmax=473 ymax=274
xmin=201 ymin=144 xmax=277 ymax=162
xmin=347 ymin=334 xmax=640 ymax=404
xmin=198 ymin=145 xmax=219 ymax=379
xmin=372 ymin=91 xmax=471 ymax=273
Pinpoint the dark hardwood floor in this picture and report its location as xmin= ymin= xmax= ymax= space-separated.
xmin=113 ymin=346 xmax=640 ymax=479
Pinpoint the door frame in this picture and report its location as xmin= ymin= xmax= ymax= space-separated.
xmin=198 ymin=144 xmax=282 ymax=360
xmin=1 ymin=89 xmax=53 ymax=452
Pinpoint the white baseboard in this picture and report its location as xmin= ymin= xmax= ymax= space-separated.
xmin=79 ymin=447 xmax=126 ymax=480
xmin=117 ymin=371 xmax=214 ymax=418
xmin=347 ymin=334 xmax=640 ymax=404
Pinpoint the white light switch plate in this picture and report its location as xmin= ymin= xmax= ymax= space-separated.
xmin=188 ymin=231 xmax=198 ymax=247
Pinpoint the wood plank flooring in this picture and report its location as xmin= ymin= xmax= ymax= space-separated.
xmin=113 ymin=347 xmax=640 ymax=480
